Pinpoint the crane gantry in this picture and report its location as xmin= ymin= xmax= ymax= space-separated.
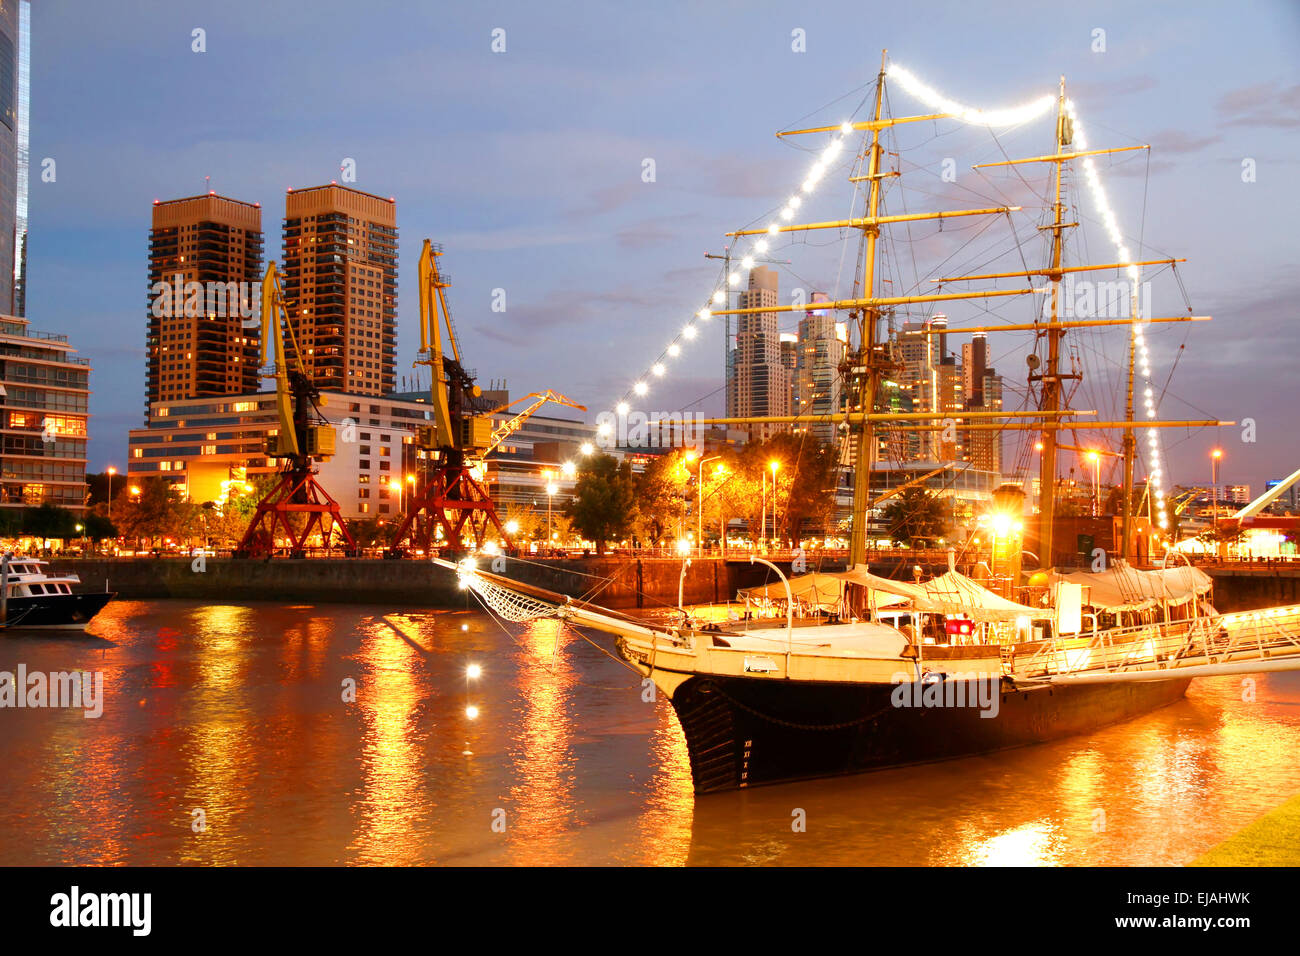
xmin=389 ymin=240 xmax=585 ymax=556
xmin=234 ymin=262 xmax=357 ymax=558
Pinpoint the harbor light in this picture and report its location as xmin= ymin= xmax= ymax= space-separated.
xmin=467 ymin=664 xmax=482 ymax=679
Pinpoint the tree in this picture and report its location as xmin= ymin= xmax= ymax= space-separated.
xmin=347 ymin=515 xmax=393 ymax=549
xmin=83 ymin=511 xmax=117 ymax=542
xmin=881 ymin=486 xmax=949 ymax=547
xmin=114 ymin=479 xmax=179 ymax=548
xmin=754 ymin=433 xmax=838 ymax=541
xmin=632 ymin=450 xmax=693 ymax=547
xmin=21 ymin=503 xmax=79 ymax=539
xmin=566 ymin=454 xmax=634 ymax=555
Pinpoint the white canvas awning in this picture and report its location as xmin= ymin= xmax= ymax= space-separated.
xmin=1049 ymin=561 xmax=1213 ymax=611
xmin=738 ymin=571 xmax=908 ymax=610
xmin=834 ymin=565 xmax=1051 ymax=621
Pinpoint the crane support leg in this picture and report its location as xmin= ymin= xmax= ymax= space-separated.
xmin=390 ymin=465 xmax=508 ymax=556
xmin=235 ymin=469 xmax=358 ymax=558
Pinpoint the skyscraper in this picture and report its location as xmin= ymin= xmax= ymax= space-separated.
xmin=0 ymin=314 xmax=90 ymax=512
xmin=281 ymin=184 xmax=397 ymax=396
xmin=726 ymin=266 xmax=789 ymax=440
xmin=0 ymin=0 xmax=30 ymax=317
xmin=791 ymin=292 xmax=844 ymax=442
xmin=962 ymin=332 xmax=1003 ymax=474
xmin=146 ymin=193 xmax=263 ymax=412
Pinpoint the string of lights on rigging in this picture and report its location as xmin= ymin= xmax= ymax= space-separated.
xmin=602 ymin=63 xmax=1175 ymax=529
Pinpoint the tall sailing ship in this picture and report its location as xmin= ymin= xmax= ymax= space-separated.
xmin=441 ymin=54 xmax=1300 ymax=793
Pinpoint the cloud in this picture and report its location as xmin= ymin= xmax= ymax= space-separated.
xmin=1150 ymin=129 xmax=1223 ymax=154
xmin=1215 ymin=81 xmax=1300 ymax=128
xmin=615 ymin=212 xmax=709 ymax=250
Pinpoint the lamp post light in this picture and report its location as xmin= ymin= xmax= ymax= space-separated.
xmin=106 ymin=466 xmax=117 ymax=524
xmin=680 ymin=452 xmax=697 ymax=542
xmin=545 ymin=478 xmax=558 ymax=550
xmin=714 ymin=463 xmax=728 ymax=558
xmin=1086 ymin=450 xmax=1100 ymax=517
xmin=696 ymin=455 xmax=720 ymax=557
xmin=1211 ymin=448 xmax=1223 ymax=536
xmin=769 ymin=460 xmax=781 ymax=548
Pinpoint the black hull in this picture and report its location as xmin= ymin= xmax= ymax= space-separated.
xmin=670 ymin=674 xmax=1192 ymax=793
xmin=2 ymin=592 xmax=115 ymax=629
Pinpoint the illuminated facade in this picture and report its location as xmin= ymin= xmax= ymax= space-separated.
xmin=146 ymin=193 xmax=264 ymax=411
xmin=281 ymin=185 xmax=397 ymax=396
xmin=0 ymin=314 xmax=90 ymax=511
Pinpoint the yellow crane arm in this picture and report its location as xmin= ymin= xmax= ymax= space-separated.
xmin=486 ymin=390 xmax=587 ymax=456
xmin=260 ymin=262 xmax=304 ymax=458
xmin=416 ymin=239 xmax=456 ymax=447
xmin=870 ymin=464 xmax=959 ymax=507
xmin=1165 ymin=488 xmax=1214 ymax=515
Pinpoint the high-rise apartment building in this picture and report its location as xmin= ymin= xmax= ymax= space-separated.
xmin=145 ymin=193 xmax=263 ymax=413
xmin=726 ymin=266 xmax=789 ymax=440
xmin=791 ymin=293 xmax=845 ymax=443
xmin=281 ymin=184 xmax=397 ymax=396
xmin=0 ymin=0 xmax=30 ymax=317
xmin=0 ymin=313 xmax=90 ymax=512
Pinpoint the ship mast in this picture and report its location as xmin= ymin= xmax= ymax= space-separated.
xmin=1121 ymin=300 xmax=1137 ymax=560
xmin=1032 ymin=77 xmax=1076 ymax=570
xmin=847 ymin=52 xmax=889 ymax=568
xmin=688 ymin=60 xmax=1223 ymax=570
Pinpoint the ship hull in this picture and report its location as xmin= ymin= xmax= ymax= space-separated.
xmin=2 ymin=592 xmax=115 ymax=630
xmin=669 ymin=673 xmax=1191 ymax=793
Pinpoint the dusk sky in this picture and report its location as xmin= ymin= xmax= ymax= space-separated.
xmin=23 ymin=1 xmax=1300 ymax=496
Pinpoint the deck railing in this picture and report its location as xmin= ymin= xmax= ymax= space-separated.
xmin=1011 ymin=605 xmax=1300 ymax=679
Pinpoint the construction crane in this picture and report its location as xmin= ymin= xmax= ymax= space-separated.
xmin=1171 ymin=487 xmax=1211 ymax=516
xmin=486 ymin=390 xmax=586 ymax=455
xmin=235 ymin=263 xmax=357 ymax=558
xmin=1220 ymin=464 xmax=1300 ymax=532
xmin=869 ymin=464 xmax=959 ymax=508
xmin=391 ymin=240 xmax=582 ymax=556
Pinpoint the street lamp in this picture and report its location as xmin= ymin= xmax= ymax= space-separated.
xmin=106 ymin=466 xmax=117 ymax=524
xmin=696 ymin=455 xmax=720 ymax=557
xmin=389 ymin=477 xmax=403 ymax=514
xmin=546 ymin=481 xmax=559 ymax=549
xmin=1086 ymin=450 xmax=1100 ymax=517
xmin=1211 ymin=448 xmax=1223 ymax=536
xmin=768 ymin=460 xmax=781 ymax=548
xmin=714 ymin=463 xmax=729 ymax=557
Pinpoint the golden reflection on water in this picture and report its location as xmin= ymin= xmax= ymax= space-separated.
xmin=6 ymin=600 xmax=1300 ymax=866
xmin=632 ymin=705 xmax=694 ymax=866
xmin=505 ymin=618 xmax=579 ymax=863
xmin=347 ymin=614 xmax=433 ymax=865
xmin=181 ymin=604 xmax=260 ymax=865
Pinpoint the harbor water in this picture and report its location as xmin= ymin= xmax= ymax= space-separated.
xmin=2 ymin=599 xmax=1299 ymax=866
